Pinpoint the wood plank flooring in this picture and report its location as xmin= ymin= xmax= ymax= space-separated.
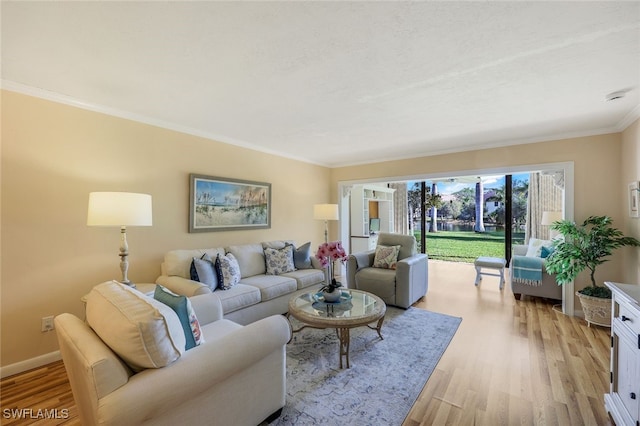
xmin=406 ymin=260 xmax=612 ymax=426
xmin=0 ymin=260 xmax=612 ymax=425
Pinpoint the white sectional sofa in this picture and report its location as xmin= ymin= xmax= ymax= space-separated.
xmin=156 ymin=240 xmax=326 ymax=325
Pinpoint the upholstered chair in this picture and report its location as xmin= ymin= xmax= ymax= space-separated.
xmin=510 ymin=244 xmax=562 ymax=300
xmin=346 ymin=232 xmax=428 ymax=308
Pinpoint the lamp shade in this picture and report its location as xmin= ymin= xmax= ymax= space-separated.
xmin=87 ymin=192 xmax=153 ymax=226
xmin=313 ymin=204 xmax=339 ymax=221
xmin=541 ymin=211 xmax=562 ymax=226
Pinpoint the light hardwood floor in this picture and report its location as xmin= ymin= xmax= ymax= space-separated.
xmin=1 ymin=260 xmax=612 ymax=426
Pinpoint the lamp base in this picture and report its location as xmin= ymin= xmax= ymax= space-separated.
xmin=119 ymin=280 xmax=136 ymax=289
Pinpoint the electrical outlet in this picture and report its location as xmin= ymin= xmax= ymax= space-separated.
xmin=41 ymin=316 xmax=54 ymax=332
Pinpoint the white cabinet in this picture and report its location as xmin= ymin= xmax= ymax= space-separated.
xmin=605 ymin=282 xmax=640 ymax=426
xmin=350 ymin=185 xmax=394 ymax=252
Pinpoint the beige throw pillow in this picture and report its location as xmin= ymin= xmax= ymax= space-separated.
xmin=86 ymin=281 xmax=186 ymax=372
xmin=373 ymin=245 xmax=401 ymax=269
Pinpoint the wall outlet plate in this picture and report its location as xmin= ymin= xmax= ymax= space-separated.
xmin=41 ymin=316 xmax=54 ymax=332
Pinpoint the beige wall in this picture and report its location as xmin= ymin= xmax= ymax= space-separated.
xmin=1 ymin=91 xmax=330 ymax=367
xmin=331 ymin=133 xmax=630 ymax=296
xmin=622 ymin=118 xmax=640 ymax=283
xmin=2 ymin=88 xmax=638 ymax=370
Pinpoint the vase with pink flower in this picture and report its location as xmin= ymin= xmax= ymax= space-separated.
xmin=315 ymin=241 xmax=349 ymax=302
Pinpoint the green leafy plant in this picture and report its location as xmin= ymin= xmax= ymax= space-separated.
xmin=545 ymin=216 xmax=640 ymax=298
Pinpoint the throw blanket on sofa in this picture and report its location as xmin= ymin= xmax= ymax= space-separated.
xmin=512 ymin=256 xmax=542 ymax=286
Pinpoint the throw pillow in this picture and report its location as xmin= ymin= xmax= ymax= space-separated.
xmin=264 ymin=245 xmax=296 ymax=275
xmin=373 ymin=245 xmax=401 ymax=269
xmin=191 ymin=253 xmax=217 ymax=289
xmin=540 ymin=245 xmax=555 ymax=258
xmin=154 ymin=285 xmax=204 ymax=350
xmin=218 ymin=253 xmax=241 ymax=290
xmin=85 ymin=281 xmax=185 ymax=372
xmin=525 ymin=238 xmax=552 ymax=257
xmin=293 ymin=242 xmax=312 ymax=269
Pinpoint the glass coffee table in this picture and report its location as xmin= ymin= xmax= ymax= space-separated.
xmin=288 ymin=289 xmax=386 ymax=368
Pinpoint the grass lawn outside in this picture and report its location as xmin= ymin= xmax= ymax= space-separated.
xmin=415 ymin=230 xmax=525 ymax=263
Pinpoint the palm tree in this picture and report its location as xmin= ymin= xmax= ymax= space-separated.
xmin=474 ymin=180 xmax=485 ymax=232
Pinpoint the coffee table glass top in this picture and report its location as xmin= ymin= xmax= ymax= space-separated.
xmin=289 ymin=289 xmax=385 ymax=326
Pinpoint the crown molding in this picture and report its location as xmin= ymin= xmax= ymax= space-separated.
xmin=0 ymin=80 xmax=331 ymax=168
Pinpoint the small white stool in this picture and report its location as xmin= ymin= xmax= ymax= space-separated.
xmin=474 ymin=257 xmax=506 ymax=289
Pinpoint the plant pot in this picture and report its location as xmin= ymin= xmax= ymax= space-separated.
xmin=323 ymin=290 xmax=342 ymax=303
xmin=576 ymin=291 xmax=612 ymax=327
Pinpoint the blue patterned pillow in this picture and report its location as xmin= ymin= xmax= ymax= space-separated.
xmin=218 ymin=253 xmax=241 ymax=290
xmin=265 ymin=245 xmax=295 ymax=275
xmin=154 ymin=285 xmax=204 ymax=350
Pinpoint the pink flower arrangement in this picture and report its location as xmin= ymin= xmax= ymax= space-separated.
xmin=315 ymin=241 xmax=348 ymax=268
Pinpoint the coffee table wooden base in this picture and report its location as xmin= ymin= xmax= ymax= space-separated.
xmin=336 ymin=316 xmax=385 ymax=368
xmin=288 ymin=290 xmax=386 ymax=369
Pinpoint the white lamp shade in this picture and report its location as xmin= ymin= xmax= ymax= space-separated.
xmin=313 ymin=204 xmax=339 ymax=221
xmin=87 ymin=192 xmax=153 ymax=226
xmin=541 ymin=211 xmax=562 ymax=226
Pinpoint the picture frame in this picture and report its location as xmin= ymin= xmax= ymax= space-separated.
xmin=629 ymin=181 xmax=639 ymax=218
xmin=189 ymin=174 xmax=271 ymax=232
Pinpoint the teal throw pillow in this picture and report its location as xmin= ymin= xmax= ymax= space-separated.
xmin=540 ymin=246 xmax=555 ymax=258
xmin=154 ymin=285 xmax=204 ymax=350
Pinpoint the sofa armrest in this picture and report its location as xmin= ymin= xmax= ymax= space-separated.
xmin=156 ymin=275 xmax=212 ymax=297
xmin=189 ymin=294 xmax=223 ymax=325
xmin=513 ymin=245 xmax=528 ymax=256
xmin=395 ymin=253 xmax=429 ymax=308
xmin=346 ymin=251 xmax=375 ymax=288
xmin=98 ymin=315 xmax=291 ymax=425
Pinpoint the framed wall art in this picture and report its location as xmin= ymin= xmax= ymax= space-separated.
xmin=629 ymin=181 xmax=639 ymax=218
xmin=189 ymin=174 xmax=271 ymax=232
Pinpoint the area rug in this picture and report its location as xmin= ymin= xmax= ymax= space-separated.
xmin=272 ymin=307 xmax=462 ymax=425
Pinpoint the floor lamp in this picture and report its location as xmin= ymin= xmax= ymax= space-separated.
xmin=87 ymin=192 xmax=153 ymax=288
xmin=313 ymin=204 xmax=339 ymax=243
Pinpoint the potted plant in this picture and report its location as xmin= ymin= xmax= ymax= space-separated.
xmin=545 ymin=215 xmax=640 ymax=326
xmin=315 ymin=241 xmax=349 ymax=302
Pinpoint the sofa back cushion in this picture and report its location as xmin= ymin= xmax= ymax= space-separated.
xmin=226 ymin=244 xmax=266 ymax=277
xmin=162 ymin=248 xmax=226 ymax=278
xmin=86 ymin=281 xmax=186 ymax=372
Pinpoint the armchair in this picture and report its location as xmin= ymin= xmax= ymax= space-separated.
xmin=55 ymin=281 xmax=289 ymax=426
xmin=510 ymin=244 xmax=561 ymax=300
xmin=346 ymin=232 xmax=428 ymax=308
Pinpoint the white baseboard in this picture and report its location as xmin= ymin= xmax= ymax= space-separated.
xmin=1 ymin=351 xmax=61 ymax=379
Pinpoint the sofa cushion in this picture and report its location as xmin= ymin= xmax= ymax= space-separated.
xmin=354 ymin=267 xmax=396 ymax=302
xmin=163 ymin=248 xmax=226 ymax=278
xmin=240 ymin=275 xmax=297 ymax=301
xmin=213 ymin=284 xmax=261 ymax=314
xmin=86 ymin=281 xmax=185 ymax=372
xmin=218 ymin=253 xmax=241 ymax=290
xmin=282 ymin=268 xmax=325 ymax=290
xmin=373 ymin=245 xmax=401 ymax=269
xmin=154 ymin=285 xmax=204 ymax=350
xmin=226 ymin=244 xmax=266 ymax=277
xmin=264 ymin=245 xmax=295 ymax=275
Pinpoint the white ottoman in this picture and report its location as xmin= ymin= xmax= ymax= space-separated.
xmin=474 ymin=257 xmax=506 ymax=289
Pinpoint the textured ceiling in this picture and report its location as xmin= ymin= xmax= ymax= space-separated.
xmin=2 ymin=1 xmax=639 ymax=167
